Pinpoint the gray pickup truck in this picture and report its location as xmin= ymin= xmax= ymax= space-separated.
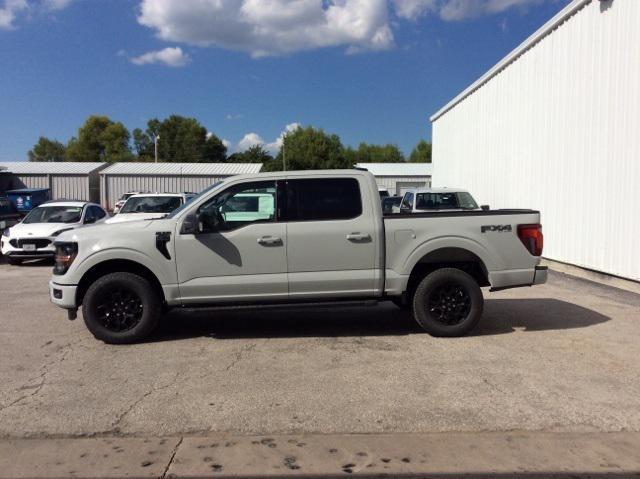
xmin=49 ymin=169 xmax=546 ymax=344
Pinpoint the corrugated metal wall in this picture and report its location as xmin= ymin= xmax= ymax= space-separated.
xmin=101 ymin=175 xmax=225 ymax=209
xmin=375 ymin=176 xmax=432 ymax=195
xmin=8 ymin=174 xmax=94 ymax=201
xmin=431 ymin=0 xmax=640 ymax=281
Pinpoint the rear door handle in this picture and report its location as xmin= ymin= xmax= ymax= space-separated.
xmin=257 ymin=236 xmax=282 ymax=246
xmin=346 ymin=233 xmax=371 ymax=242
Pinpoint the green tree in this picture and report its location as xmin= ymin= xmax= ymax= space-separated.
xmin=409 ymin=140 xmax=432 ymax=163
xmin=133 ymin=115 xmax=227 ymax=163
xmin=344 ymin=143 xmax=405 ymax=165
xmin=66 ymin=115 xmax=133 ymax=163
xmin=263 ymin=126 xmax=348 ymax=172
xmin=28 ymin=137 xmax=66 ymax=162
xmin=227 ymin=145 xmax=273 ymax=164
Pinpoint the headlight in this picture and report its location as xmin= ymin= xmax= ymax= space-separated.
xmin=51 ymin=228 xmax=74 ymax=237
xmin=53 ymin=242 xmax=78 ymax=275
xmin=2 ymin=228 xmax=9 ymax=237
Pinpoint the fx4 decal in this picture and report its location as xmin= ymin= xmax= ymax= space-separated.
xmin=481 ymin=225 xmax=512 ymax=233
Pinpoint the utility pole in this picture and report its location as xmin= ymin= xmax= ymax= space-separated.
xmin=282 ymin=135 xmax=286 ymax=171
xmin=154 ymin=134 xmax=160 ymax=163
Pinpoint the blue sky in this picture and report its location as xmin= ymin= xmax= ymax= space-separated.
xmin=0 ymin=0 xmax=570 ymax=160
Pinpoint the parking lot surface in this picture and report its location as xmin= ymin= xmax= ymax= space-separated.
xmin=0 ymin=258 xmax=639 ymax=439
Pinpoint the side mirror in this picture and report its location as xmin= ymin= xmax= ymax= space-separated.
xmin=180 ymin=212 xmax=199 ymax=235
xmin=84 ymin=217 xmax=96 ymax=224
xmin=481 ymin=205 xmax=490 ymax=211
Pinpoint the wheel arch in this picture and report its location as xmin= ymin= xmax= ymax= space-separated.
xmin=76 ymin=259 xmax=165 ymax=307
xmin=405 ymin=247 xmax=490 ymax=298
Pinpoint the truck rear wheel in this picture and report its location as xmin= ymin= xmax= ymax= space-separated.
xmin=412 ymin=268 xmax=483 ymax=337
xmin=82 ymin=272 xmax=161 ymax=344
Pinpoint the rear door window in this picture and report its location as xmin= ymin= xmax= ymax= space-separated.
xmin=285 ymin=178 xmax=362 ymax=222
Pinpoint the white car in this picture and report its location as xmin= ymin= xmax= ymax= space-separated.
xmin=106 ymin=193 xmax=196 ymax=224
xmin=112 ymin=191 xmax=147 ymax=215
xmin=1 ymin=200 xmax=107 ymax=265
xmin=394 ymin=188 xmax=483 ymax=214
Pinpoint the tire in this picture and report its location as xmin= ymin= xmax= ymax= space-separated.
xmin=412 ymin=268 xmax=483 ymax=337
xmin=7 ymin=257 xmax=22 ymax=265
xmin=82 ymin=272 xmax=161 ymax=344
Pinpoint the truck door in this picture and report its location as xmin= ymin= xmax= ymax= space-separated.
xmin=284 ymin=176 xmax=377 ymax=298
xmin=174 ymin=180 xmax=288 ymax=304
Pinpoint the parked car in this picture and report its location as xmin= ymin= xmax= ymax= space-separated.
xmin=49 ymin=170 xmax=546 ymax=344
xmin=6 ymin=188 xmax=50 ymax=215
xmin=381 ymin=195 xmax=402 ymax=215
xmin=106 ymin=193 xmax=196 ymax=224
xmin=0 ymin=196 xmax=21 ymax=231
xmin=394 ymin=188 xmax=482 ymax=214
xmin=112 ymin=191 xmax=148 ymax=214
xmin=378 ymin=187 xmax=389 ymax=198
xmin=1 ymin=200 xmax=107 ymax=265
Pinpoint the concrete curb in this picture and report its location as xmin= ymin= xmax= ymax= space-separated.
xmin=1 ymin=432 xmax=640 ymax=478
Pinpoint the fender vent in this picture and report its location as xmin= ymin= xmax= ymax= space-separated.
xmin=155 ymin=232 xmax=172 ymax=260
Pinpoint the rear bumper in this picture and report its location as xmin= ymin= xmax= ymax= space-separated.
xmin=533 ymin=265 xmax=548 ymax=285
xmin=49 ymin=281 xmax=78 ymax=309
xmin=489 ymin=265 xmax=548 ymax=292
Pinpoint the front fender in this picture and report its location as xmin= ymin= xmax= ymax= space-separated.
xmin=63 ymin=247 xmax=173 ymax=286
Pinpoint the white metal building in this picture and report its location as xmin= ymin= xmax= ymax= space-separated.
xmin=430 ymin=0 xmax=639 ymax=282
xmin=356 ymin=163 xmax=433 ymax=196
xmin=99 ymin=162 xmax=263 ymax=210
xmin=0 ymin=162 xmax=107 ymax=203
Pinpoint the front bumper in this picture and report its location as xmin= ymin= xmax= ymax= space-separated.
xmin=49 ymin=281 xmax=78 ymax=309
xmin=1 ymin=235 xmax=55 ymax=258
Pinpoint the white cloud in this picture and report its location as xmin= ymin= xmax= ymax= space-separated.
xmin=438 ymin=0 xmax=545 ymax=21
xmin=227 ymin=122 xmax=301 ymax=154
xmin=130 ymin=46 xmax=191 ymax=67
xmin=265 ymin=122 xmax=302 ymax=153
xmin=0 ymin=0 xmax=75 ymax=29
xmin=393 ymin=0 xmax=544 ymax=21
xmin=138 ymin=0 xmax=394 ymax=58
xmin=237 ymin=132 xmax=264 ymax=151
xmin=392 ymin=0 xmax=436 ymax=20
xmin=0 ymin=0 xmax=28 ymax=29
xmin=43 ymin=0 xmax=73 ymax=10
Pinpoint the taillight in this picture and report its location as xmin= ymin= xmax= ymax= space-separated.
xmin=517 ymin=224 xmax=543 ymax=256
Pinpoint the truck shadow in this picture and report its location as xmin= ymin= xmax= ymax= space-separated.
xmin=151 ymin=298 xmax=609 ymax=342
xmin=472 ymin=298 xmax=610 ymax=336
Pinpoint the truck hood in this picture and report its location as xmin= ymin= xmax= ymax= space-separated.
xmin=4 ymin=221 xmax=77 ymax=238
xmin=55 ymin=217 xmax=174 ymax=243
xmin=105 ymin=213 xmax=167 ymax=224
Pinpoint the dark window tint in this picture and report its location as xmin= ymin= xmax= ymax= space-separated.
xmin=286 ymin=178 xmax=362 ymax=221
xmin=91 ymin=206 xmax=106 ymax=220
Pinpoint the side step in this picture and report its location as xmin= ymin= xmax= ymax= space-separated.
xmin=180 ymin=299 xmax=380 ymax=312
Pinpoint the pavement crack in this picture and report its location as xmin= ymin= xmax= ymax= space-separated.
xmin=0 ymin=337 xmax=86 ymax=413
xmin=109 ymin=372 xmax=180 ymax=433
xmin=224 ymin=343 xmax=256 ymax=371
xmin=161 ymin=436 xmax=183 ymax=479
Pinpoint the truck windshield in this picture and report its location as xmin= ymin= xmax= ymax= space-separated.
xmin=120 ymin=196 xmax=182 ymax=214
xmin=23 ymin=206 xmax=83 ymax=224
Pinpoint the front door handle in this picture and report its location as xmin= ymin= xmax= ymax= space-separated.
xmin=257 ymin=236 xmax=282 ymax=246
xmin=346 ymin=233 xmax=371 ymax=242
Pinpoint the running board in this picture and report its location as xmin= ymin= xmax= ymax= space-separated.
xmin=179 ymin=299 xmax=380 ymax=312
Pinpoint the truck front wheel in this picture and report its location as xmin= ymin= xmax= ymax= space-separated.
xmin=82 ymin=272 xmax=161 ymax=344
xmin=412 ymin=268 xmax=483 ymax=337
